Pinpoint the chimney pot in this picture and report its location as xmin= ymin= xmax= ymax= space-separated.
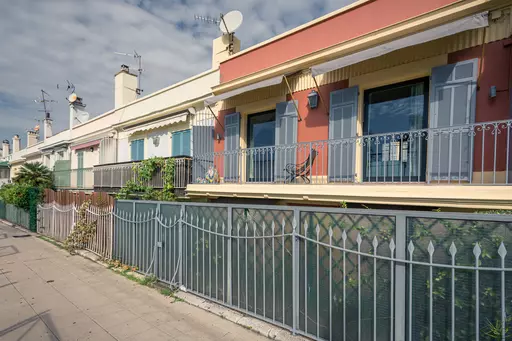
xmin=12 ymin=135 xmax=20 ymax=153
xmin=114 ymin=68 xmax=137 ymax=108
xmin=1 ymin=140 xmax=9 ymax=158
xmin=27 ymin=130 xmax=39 ymax=147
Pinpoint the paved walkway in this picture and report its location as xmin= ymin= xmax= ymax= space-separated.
xmin=0 ymin=222 xmax=268 ymax=341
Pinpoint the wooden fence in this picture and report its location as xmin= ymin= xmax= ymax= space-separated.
xmin=39 ymin=189 xmax=114 ymax=257
xmin=44 ymin=189 xmax=114 ymax=207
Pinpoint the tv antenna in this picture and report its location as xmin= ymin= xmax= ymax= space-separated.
xmin=114 ymin=50 xmax=143 ymax=96
xmin=195 ymin=11 xmax=243 ymax=55
xmin=34 ymin=90 xmax=57 ymax=118
xmin=57 ymin=80 xmax=75 ymax=94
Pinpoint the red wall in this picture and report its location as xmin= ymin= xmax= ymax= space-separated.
xmin=220 ymin=0 xmax=458 ymax=83
xmin=288 ymin=80 xmax=349 ymax=176
xmin=448 ymin=41 xmax=512 ymax=172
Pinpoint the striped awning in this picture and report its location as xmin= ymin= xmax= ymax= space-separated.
xmin=311 ymin=12 xmax=488 ymax=77
xmin=126 ymin=112 xmax=188 ymax=136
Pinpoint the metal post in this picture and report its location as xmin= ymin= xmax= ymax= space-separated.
xmin=179 ymin=204 xmax=184 ymax=285
xmin=292 ymin=208 xmax=300 ymax=334
xmin=395 ymin=214 xmax=407 ymax=341
xmin=227 ymin=206 xmax=233 ymax=305
xmin=154 ymin=204 xmax=160 ymax=278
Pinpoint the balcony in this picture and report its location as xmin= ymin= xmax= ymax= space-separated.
xmin=188 ymin=120 xmax=512 ymax=209
xmin=93 ymin=156 xmax=192 ymax=197
xmin=54 ymin=168 xmax=94 ymax=190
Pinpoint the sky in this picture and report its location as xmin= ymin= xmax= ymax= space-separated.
xmin=0 ymin=0 xmax=355 ymax=148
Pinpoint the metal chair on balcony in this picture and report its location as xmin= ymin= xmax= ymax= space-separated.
xmin=284 ymin=148 xmax=317 ymax=184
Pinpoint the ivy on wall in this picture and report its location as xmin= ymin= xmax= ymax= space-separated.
xmin=116 ymin=157 xmax=175 ymax=201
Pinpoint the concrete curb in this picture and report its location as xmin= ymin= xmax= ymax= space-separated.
xmin=173 ymin=290 xmax=309 ymax=341
xmin=30 ymin=231 xmax=310 ymax=341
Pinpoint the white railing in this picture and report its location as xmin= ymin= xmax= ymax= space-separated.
xmin=37 ymin=202 xmax=113 ymax=258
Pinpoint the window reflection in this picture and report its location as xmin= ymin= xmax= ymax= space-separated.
xmin=363 ymin=78 xmax=429 ymax=182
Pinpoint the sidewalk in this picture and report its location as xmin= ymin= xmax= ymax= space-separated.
xmin=0 ymin=222 xmax=269 ymax=341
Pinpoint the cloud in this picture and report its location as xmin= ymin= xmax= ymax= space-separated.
xmin=0 ymin=0 xmax=355 ymax=148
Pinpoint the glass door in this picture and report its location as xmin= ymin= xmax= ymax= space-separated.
xmin=363 ymin=78 xmax=429 ymax=182
xmin=247 ymin=111 xmax=275 ymax=182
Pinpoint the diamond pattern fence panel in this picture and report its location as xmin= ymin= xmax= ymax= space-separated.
xmin=111 ymin=201 xmax=512 ymax=341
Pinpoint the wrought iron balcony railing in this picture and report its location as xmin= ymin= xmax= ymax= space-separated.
xmin=193 ymin=119 xmax=512 ymax=185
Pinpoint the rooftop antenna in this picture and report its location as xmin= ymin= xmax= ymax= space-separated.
xmin=195 ymin=10 xmax=243 ymax=55
xmin=114 ymin=50 xmax=143 ymax=96
xmin=34 ymin=89 xmax=57 ymax=119
xmin=57 ymin=80 xmax=75 ymax=94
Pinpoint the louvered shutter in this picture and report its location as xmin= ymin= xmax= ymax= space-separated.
xmin=429 ymin=59 xmax=477 ymax=182
xmin=224 ymin=112 xmax=240 ymax=182
xmin=274 ymin=101 xmax=298 ymax=182
xmin=329 ymin=86 xmax=358 ymax=182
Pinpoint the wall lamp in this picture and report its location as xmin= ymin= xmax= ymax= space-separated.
xmin=308 ymin=90 xmax=319 ymax=109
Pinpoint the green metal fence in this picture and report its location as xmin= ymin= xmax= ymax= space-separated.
xmin=113 ymin=200 xmax=512 ymax=341
xmin=0 ymin=201 xmax=5 ymax=220
xmin=5 ymin=203 xmax=30 ymax=229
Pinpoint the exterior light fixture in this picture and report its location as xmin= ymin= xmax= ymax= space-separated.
xmin=216 ymin=133 xmax=222 ymax=141
xmin=308 ymin=90 xmax=319 ymax=109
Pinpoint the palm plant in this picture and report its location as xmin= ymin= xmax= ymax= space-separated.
xmin=13 ymin=162 xmax=54 ymax=188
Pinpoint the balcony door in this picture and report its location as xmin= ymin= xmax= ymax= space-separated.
xmin=247 ymin=111 xmax=275 ymax=182
xmin=363 ymin=78 xmax=429 ymax=182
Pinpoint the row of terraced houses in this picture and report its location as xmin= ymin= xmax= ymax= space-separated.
xmin=1 ymin=0 xmax=512 ymax=210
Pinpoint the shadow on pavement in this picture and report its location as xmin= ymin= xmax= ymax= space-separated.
xmin=0 ymin=310 xmax=60 ymax=341
xmin=0 ymin=245 xmax=19 ymax=258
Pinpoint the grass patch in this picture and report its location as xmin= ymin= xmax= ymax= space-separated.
xmin=160 ymin=288 xmax=172 ymax=296
xmin=37 ymin=235 xmax=64 ymax=249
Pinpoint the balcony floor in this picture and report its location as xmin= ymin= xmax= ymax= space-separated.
xmin=186 ymin=183 xmax=512 ymax=210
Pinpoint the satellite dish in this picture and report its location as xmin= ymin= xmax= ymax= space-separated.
xmin=74 ymin=108 xmax=90 ymax=125
xmin=68 ymin=93 xmax=77 ymax=103
xmin=220 ymin=10 xmax=243 ymax=34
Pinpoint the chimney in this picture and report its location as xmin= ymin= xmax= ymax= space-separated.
xmin=43 ymin=112 xmax=53 ymax=140
xmin=27 ymin=130 xmax=38 ymax=147
xmin=212 ymin=34 xmax=241 ymax=68
xmin=2 ymin=140 xmax=9 ymax=157
xmin=69 ymin=96 xmax=90 ymax=129
xmin=114 ymin=65 xmax=138 ymax=109
xmin=12 ymin=135 xmax=20 ymax=153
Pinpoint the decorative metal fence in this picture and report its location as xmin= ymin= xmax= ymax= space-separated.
xmin=37 ymin=202 xmax=113 ymax=258
xmin=0 ymin=200 xmax=5 ymax=220
xmin=113 ymin=201 xmax=512 ymax=341
xmin=3 ymin=203 xmax=30 ymax=229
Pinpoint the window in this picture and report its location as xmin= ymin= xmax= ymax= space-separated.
xmin=363 ymin=78 xmax=429 ymax=182
xmin=130 ymin=139 xmax=145 ymax=161
xmin=171 ymin=130 xmax=191 ymax=156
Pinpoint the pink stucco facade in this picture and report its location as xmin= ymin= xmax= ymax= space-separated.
xmin=219 ymin=0 xmax=459 ymax=83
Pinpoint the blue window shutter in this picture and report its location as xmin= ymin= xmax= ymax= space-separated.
xmin=275 ymin=101 xmax=298 ymax=182
xmin=131 ymin=139 xmax=144 ymax=161
xmin=429 ymin=59 xmax=477 ymax=182
xmin=224 ymin=112 xmax=240 ymax=182
xmin=138 ymin=140 xmax=144 ymax=160
xmin=131 ymin=140 xmax=138 ymax=161
xmin=172 ymin=131 xmax=181 ymax=156
xmin=328 ymin=86 xmax=358 ymax=182
xmin=182 ymin=130 xmax=191 ymax=156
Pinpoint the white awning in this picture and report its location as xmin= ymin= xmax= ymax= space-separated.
xmin=127 ymin=112 xmax=188 ymax=135
xmin=311 ymin=12 xmax=488 ymax=77
xmin=204 ymin=75 xmax=284 ymax=106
